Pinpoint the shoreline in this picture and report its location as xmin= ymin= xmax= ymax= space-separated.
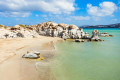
xmin=0 ymin=36 xmax=63 ymax=80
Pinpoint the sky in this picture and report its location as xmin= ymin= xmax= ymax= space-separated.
xmin=0 ymin=0 xmax=120 ymax=26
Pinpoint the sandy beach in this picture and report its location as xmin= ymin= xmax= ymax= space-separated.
xmin=0 ymin=36 xmax=62 ymax=80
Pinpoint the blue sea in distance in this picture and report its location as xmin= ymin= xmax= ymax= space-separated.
xmin=51 ymin=28 xmax=120 ymax=80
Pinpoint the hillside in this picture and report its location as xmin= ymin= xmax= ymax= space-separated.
xmin=80 ymin=23 xmax=120 ymax=28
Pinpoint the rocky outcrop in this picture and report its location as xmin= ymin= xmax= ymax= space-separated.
xmin=0 ymin=28 xmax=39 ymax=39
xmin=91 ymin=30 xmax=100 ymax=40
xmin=34 ymin=22 xmax=89 ymax=39
xmin=0 ymin=22 xmax=112 ymax=42
xmin=89 ymin=30 xmax=103 ymax=41
xmin=0 ymin=22 xmax=89 ymax=39
xmin=99 ymin=32 xmax=113 ymax=37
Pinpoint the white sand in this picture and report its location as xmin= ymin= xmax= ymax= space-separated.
xmin=0 ymin=36 xmax=62 ymax=80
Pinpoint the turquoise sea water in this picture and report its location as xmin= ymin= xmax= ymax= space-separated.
xmin=52 ymin=28 xmax=120 ymax=80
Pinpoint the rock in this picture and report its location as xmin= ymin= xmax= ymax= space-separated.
xmin=89 ymin=30 xmax=105 ymax=41
xmin=85 ymin=32 xmax=89 ymax=36
xmin=68 ymin=29 xmax=77 ymax=38
xmin=14 ymin=25 xmax=20 ymax=28
xmin=76 ymin=30 xmax=82 ymax=39
xmin=79 ymin=28 xmax=84 ymax=32
xmin=99 ymin=32 xmax=113 ymax=37
xmin=62 ymin=33 xmax=67 ymax=39
xmin=16 ymin=32 xmax=24 ymax=38
xmin=0 ymin=22 xmax=109 ymax=42
xmin=89 ymin=38 xmax=103 ymax=42
xmin=4 ymin=34 xmax=9 ymax=38
xmin=50 ymin=22 xmax=57 ymax=26
xmin=101 ymin=32 xmax=108 ymax=34
xmin=90 ymin=30 xmax=100 ymax=40
xmin=22 ymin=51 xmax=44 ymax=60
xmin=58 ymin=23 xmax=69 ymax=29
xmin=69 ymin=24 xmax=79 ymax=29
xmin=79 ymin=28 xmax=89 ymax=39
xmin=75 ymin=39 xmax=80 ymax=42
xmin=58 ymin=23 xmax=65 ymax=27
xmin=22 ymin=52 xmax=40 ymax=59
xmin=75 ymin=39 xmax=85 ymax=42
xmin=109 ymin=35 xmax=113 ymax=37
xmin=52 ymin=29 xmax=58 ymax=37
xmin=34 ymin=51 xmax=40 ymax=55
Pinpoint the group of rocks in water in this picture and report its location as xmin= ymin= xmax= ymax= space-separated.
xmin=0 ymin=22 xmax=113 ymax=42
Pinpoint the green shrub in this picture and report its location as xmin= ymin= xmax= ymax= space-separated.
xmin=0 ymin=24 xmax=4 ymax=27
xmin=48 ymin=21 xmax=52 ymax=22
xmin=19 ymin=24 xmax=26 ymax=28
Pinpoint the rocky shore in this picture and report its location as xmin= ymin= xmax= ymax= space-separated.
xmin=0 ymin=22 xmax=89 ymax=39
xmin=0 ymin=21 xmax=106 ymax=42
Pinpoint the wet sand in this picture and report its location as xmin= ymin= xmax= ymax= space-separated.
xmin=0 ymin=36 xmax=62 ymax=80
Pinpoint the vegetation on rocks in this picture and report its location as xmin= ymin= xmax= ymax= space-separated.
xmin=19 ymin=24 xmax=26 ymax=28
xmin=0 ymin=22 xmax=105 ymax=41
xmin=0 ymin=24 xmax=4 ymax=27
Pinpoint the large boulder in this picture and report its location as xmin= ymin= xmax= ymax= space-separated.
xmin=34 ymin=51 xmax=40 ymax=55
xmin=22 ymin=51 xmax=41 ymax=59
xmin=22 ymin=52 xmax=40 ymax=59
xmin=76 ymin=30 xmax=82 ymax=39
xmin=68 ymin=29 xmax=77 ymax=38
xmin=22 ymin=51 xmax=44 ymax=60
xmin=69 ymin=24 xmax=79 ymax=29
xmin=79 ymin=28 xmax=84 ymax=32
xmin=58 ymin=23 xmax=65 ymax=27
xmin=44 ymin=22 xmax=54 ymax=28
xmin=46 ymin=29 xmax=53 ymax=36
xmin=14 ymin=25 xmax=20 ymax=28
xmin=58 ymin=23 xmax=69 ymax=29
xmin=50 ymin=22 xmax=58 ymax=26
xmin=37 ymin=24 xmax=43 ymax=28
xmin=90 ymin=30 xmax=102 ymax=41
xmin=52 ymin=29 xmax=58 ymax=37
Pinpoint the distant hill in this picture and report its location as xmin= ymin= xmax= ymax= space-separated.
xmin=80 ymin=23 xmax=120 ymax=28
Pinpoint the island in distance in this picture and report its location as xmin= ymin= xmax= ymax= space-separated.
xmin=80 ymin=23 xmax=120 ymax=28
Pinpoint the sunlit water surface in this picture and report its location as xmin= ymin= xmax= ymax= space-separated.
xmin=51 ymin=28 xmax=120 ymax=80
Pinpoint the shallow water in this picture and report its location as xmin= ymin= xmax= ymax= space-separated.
xmin=52 ymin=28 xmax=120 ymax=80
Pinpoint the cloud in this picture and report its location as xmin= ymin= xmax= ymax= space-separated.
xmin=35 ymin=14 xmax=39 ymax=17
xmin=112 ymin=19 xmax=118 ymax=21
xmin=0 ymin=0 xmax=75 ymax=17
xmin=0 ymin=11 xmax=31 ymax=17
xmin=87 ymin=2 xmax=117 ymax=17
xmin=41 ymin=15 xmax=47 ymax=18
xmin=119 ymin=2 xmax=120 ymax=4
xmin=70 ymin=16 xmax=90 ymax=20
xmin=46 ymin=14 xmax=90 ymax=21
xmin=92 ymin=16 xmax=101 ymax=21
